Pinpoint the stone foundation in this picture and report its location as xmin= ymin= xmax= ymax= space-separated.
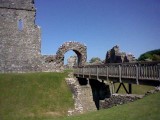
xmin=65 ymin=73 xmax=96 ymax=116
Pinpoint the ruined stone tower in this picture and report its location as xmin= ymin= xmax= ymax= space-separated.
xmin=0 ymin=0 xmax=41 ymax=72
xmin=0 ymin=0 xmax=87 ymax=73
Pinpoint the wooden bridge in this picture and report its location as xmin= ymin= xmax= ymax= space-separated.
xmin=74 ymin=61 xmax=160 ymax=88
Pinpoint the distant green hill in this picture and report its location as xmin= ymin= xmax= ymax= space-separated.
xmin=138 ymin=49 xmax=160 ymax=61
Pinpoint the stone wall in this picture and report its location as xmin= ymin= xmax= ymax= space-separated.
xmin=0 ymin=0 xmax=35 ymax=10
xmin=105 ymin=45 xmax=136 ymax=63
xmin=0 ymin=0 xmax=41 ymax=73
xmin=41 ymin=55 xmax=62 ymax=72
xmin=0 ymin=0 xmax=87 ymax=73
xmin=56 ymin=41 xmax=87 ymax=67
xmin=100 ymin=94 xmax=142 ymax=109
xmin=40 ymin=41 xmax=87 ymax=72
xmin=100 ymin=87 xmax=160 ymax=109
xmin=65 ymin=56 xmax=77 ymax=69
xmin=66 ymin=73 xmax=96 ymax=116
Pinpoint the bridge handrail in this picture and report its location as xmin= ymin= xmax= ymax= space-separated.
xmin=74 ymin=61 xmax=160 ymax=83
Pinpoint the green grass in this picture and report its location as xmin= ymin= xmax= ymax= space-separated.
xmin=0 ymin=72 xmax=74 ymax=120
xmin=57 ymin=92 xmax=160 ymax=120
xmin=0 ymin=71 xmax=159 ymax=120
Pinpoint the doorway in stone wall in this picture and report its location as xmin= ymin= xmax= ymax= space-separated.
xmin=56 ymin=41 xmax=87 ymax=67
xmin=64 ymin=50 xmax=78 ymax=69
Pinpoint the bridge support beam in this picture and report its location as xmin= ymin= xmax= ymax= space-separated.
xmin=116 ymin=83 xmax=132 ymax=94
xmin=128 ymin=83 xmax=132 ymax=94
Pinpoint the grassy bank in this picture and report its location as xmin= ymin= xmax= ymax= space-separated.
xmin=0 ymin=72 xmax=74 ymax=120
xmin=0 ymin=71 xmax=158 ymax=120
xmin=58 ymin=91 xmax=160 ymax=120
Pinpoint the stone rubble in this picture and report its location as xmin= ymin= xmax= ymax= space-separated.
xmin=100 ymin=94 xmax=143 ymax=109
xmin=145 ymin=86 xmax=160 ymax=95
xmin=100 ymin=86 xmax=160 ymax=109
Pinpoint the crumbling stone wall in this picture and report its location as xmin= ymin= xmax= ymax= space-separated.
xmin=56 ymin=41 xmax=87 ymax=67
xmin=66 ymin=73 xmax=96 ymax=116
xmin=100 ymin=87 xmax=160 ymax=109
xmin=0 ymin=0 xmax=88 ymax=73
xmin=105 ymin=45 xmax=136 ymax=63
xmin=0 ymin=0 xmax=41 ymax=72
xmin=66 ymin=56 xmax=77 ymax=69
xmin=41 ymin=55 xmax=62 ymax=72
xmin=100 ymin=94 xmax=142 ymax=109
xmin=0 ymin=0 xmax=35 ymax=10
xmin=40 ymin=41 xmax=87 ymax=72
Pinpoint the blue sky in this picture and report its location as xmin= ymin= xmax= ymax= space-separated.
xmin=35 ymin=0 xmax=160 ymax=62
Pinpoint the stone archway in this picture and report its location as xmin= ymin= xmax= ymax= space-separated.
xmin=56 ymin=41 xmax=87 ymax=67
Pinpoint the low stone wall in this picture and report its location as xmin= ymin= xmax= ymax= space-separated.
xmin=41 ymin=55 xmax=63 ymax=72
xmin=100 ymin=94 xmax=143 ymax=109
xmin=100 ymin=86 xmax=160 ymax=109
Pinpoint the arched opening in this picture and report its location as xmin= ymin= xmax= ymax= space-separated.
xmin=64 ymin=50 xmax=78 ymax=69
xmin=73 ymin=50 xmax=82 ymax=66
xmin=18 ymin=19 xmax=23 ymax=31
xmin=56 ymin=41 xmax=87 ymax=68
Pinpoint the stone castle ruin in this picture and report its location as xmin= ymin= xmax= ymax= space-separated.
xmin=0 ymin=0 xmax=87 ymax=73
xmin=105 ymin=45 xmax=136 ymax=63
xmin=0 ymin=0 xmax=136 ymax=73
xmin=66 ymin=56 xmax=77 ymax=69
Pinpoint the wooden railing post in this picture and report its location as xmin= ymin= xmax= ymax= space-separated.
xmin=82 ymin=67 xmax=84 ymax=78
xmin=158 ymin=63 xmax=160 ymax=81
xmin=119 ymin=64 xmax=122 ymax=83
xmin=89 ymin=66 xmax=91 ymax=78
xmin=136 ymin=63 xmax=139 ymax=85
xmin=106 ymin=65 xmax=109 ymax=80
xmin=97 ymin=66 xmax=99 ymax=80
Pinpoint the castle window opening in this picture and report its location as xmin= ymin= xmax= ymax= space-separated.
xmin=18 ymin=19 xmax=23 ymax=31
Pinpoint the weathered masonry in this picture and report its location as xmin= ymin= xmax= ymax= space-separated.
xmin=41 ymin=41 xmax=87 ymax=72
xmin=0 ymin=0 xmax=87 ymax=73
xmin=0 ymin=0 xmax=41 ymax=72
